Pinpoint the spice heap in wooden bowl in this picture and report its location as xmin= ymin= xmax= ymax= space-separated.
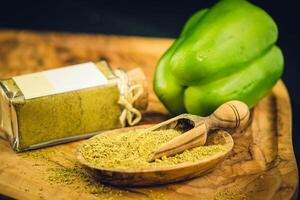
xmin=79 ymin=129 xmax=227 ymax=170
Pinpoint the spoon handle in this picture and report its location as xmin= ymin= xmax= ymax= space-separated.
xmin=206 ymin=100 xmax=250 ymax=130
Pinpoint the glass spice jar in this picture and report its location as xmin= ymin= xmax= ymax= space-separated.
xmin=0 ymin=61 xmax=148 ymax=152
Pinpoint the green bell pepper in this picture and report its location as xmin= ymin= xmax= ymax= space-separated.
xmin=153 ymin=0 xmax=284 ymax=116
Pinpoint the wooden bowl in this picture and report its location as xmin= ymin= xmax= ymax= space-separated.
xmin=76 ymin=127 xmax=234 ymax=187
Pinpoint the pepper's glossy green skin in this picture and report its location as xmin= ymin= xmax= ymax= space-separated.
xmin=154 ymin=0 xmax=283 ymax=116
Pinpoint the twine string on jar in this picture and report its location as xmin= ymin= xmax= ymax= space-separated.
xmin=114 ymin=69 xmax=143 ymax=127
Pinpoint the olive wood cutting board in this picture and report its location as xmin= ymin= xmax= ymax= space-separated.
xmin=0 ymin=30 xmax=298 ymax=200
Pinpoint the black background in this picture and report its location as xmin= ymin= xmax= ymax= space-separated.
xmin=0 ymin=0 xmax=299 ymax=195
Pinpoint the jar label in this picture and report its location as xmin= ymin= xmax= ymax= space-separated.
xmin=13 ymin=62 xmax=108 ymax=99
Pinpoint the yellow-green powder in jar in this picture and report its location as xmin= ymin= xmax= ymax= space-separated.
xmin=0 ymin=61 xmax=123 ymax=151
xmin=80 ymin=129 xmax=227 ymax=169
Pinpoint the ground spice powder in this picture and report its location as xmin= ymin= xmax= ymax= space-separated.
xmin=19 ymin=145 xmax=124 ymax=199
xmin=80 ymin=129 xmax=227 ymax=170
xmin=17 ymin=83 xmax=121 ymax=149
xmin=213 ymin=187 xmax=249 ymax=200
xmin=19 ymin=129 xmax=228 ymax=199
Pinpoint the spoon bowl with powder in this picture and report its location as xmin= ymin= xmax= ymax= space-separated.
xmin=147 ymin=100 xmax=250 ymax=161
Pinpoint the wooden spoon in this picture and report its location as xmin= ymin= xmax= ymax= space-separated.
xmin=147 ymin=100 xmax=250 ymax=162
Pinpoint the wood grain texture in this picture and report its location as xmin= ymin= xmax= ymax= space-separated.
xmin=0 ymin=30 xmax=298 ymax=199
